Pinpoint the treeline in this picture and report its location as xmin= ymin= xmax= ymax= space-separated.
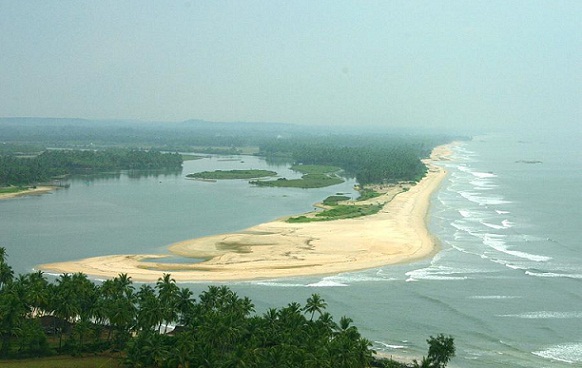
xmin=0 ymin=249 xmax=455 ymax=367
xmin=259 ymin=136 xmax=446 ymax=186
xmin=0 ymin=149 xmax=183 ymax=186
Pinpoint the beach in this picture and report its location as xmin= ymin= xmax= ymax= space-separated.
xmin=39 ymin=144 xmax=451 ymax=282
xmin=0 ymin=186 xmax=56 ymax=200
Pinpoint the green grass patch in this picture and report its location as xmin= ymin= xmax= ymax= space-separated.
xmin=187 ymin=169 xmax=277 ymax=180
xmin=322 ymin=195 xmax=350 ymax=206
xmin=287 ymin=203 xmax=383 ymax=223
xmin=250 ymin=174 xmax=343 ymax=189
xmin=356 ymin=188 xmax=382 ymax=201
xmin=0 ymin=354 xmax=123 ymax=368
xmin=290 ymin=164 xmax=341 ymax=175
xmin=0 ymin=186 xmax=27 ymax=195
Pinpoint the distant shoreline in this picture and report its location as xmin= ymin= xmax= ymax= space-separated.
xmin=39 ymin=144 xmax=453 ymax=282
xmin=0 ymin=186 xmax=56 ymax=200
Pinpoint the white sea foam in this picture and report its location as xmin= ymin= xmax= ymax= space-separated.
xmin=468 ymin=295 xmax=521 ymax=300
xmin=375 ymin=341 xmax=408 ymax=350
xmin=533 ymin=342 xmax=582 ymax=364
xmin=458 ymin=210 xmax=472 ymax=218
xmin=525 ymin=271 xmax=582 ymax=279
xmin=495 ymin=210 xmax=510 ymax=214
xmin=482 ymin=234 xmax=551 ymax=262
xmin=481 ymin=221 xmax=506 ymax=230
xmin=499 ymin=311 xmax=582 ymax=319
xmin=472 ymin=171 xmax=497 ymax=179
xmin=254 ymin=281 xmax=307 ymax=288
xmin=459 ymin=191 xmax=511 ymax=206
xmin=307 ymin=280 xmax=348 ymax=287
xmin=405 ymin=265 xmax=490 ymax=282
xmin=501 ymin=219 xmax=513 ymax=228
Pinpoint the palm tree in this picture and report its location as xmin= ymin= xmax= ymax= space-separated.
xmin=303 ymin=293 xmax=327 ymax=320
xmin=155 ymin=273 xmax=179 ymax=333
xmin=0 ymin=247 xmax=14 ymax=289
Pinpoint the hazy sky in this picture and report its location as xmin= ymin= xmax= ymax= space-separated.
xmin=1 ymin=1 xmax=580 ymax=132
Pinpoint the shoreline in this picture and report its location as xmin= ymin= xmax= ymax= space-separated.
xmin=39 ymin=144 xmax=453 ymax=282
xmin=0 ymin=186 xmax=57 ymax=200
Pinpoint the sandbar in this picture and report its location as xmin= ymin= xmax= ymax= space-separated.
xmin=0 ymin=186 xmax=56 ymax=200
xmin=39 ymin=144 xmax=453 ymax=282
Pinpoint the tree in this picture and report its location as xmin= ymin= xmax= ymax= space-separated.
xmin=303 ymin=293 xmax=327 ymax=320
xmin=413 ymin=334 xmax=455 ymax=368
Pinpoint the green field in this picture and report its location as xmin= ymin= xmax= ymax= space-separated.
xmin=186 ymin=169 xmax=277 ymax=180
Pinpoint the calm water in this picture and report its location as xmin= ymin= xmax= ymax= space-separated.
xmin=1 ymin=134 xmax=581 ymax=367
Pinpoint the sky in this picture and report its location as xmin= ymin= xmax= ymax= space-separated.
xmin=0 ymin=1 xmax=580 ymax=133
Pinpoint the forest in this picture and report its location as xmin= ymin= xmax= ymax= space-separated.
xmin=0 ymin=118 xmax=465 ymax=188
xmin=0 ymin=149 xmax=183 ymax=186
xmin=0 ymin=248 xmax=455 ymax=368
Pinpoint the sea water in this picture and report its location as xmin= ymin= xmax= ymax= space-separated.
xmin=219 ymin=131 xmax=582 ymax=367
xmin=1 ymin=132 xmax=581 ymax=367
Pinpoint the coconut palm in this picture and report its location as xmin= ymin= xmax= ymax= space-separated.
xmin=304 ymin=293 xmax=327 ymax=320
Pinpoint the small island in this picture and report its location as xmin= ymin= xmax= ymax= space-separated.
xmin=250 ymin=164 xmax=344 ymax=188
xmin=186 ymin=169 xmax=277 ymax=180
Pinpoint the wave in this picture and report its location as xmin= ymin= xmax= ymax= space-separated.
xmin=482 ymin=234 xmax=552 ymax=262
xmin=499 ymin=311 xmax=582 ymax=319
xmin=533 ymin=342 xmax=582 ymax=364
xmin=525 ymin=270 xmax=582 ymax=279
xmin=468 ymin=295 xmax=522 ymax=300
xmin=495 ymin=210 xmax=510 ymax=214
xmin=459 ymin=191 xmax=511 ymax=206
xmin=307 ymin=280 xmax=349 ymax=287
xmin=374 ymin=341 xmax=408 ymax=350
xmin=254 ymin=281 xmax=308 ymax=288
xmin=405 ymin=265 xmax=493 ymax=282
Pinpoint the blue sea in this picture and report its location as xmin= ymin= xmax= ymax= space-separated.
xmin=1 ymin=130 xmax=580 ymax=367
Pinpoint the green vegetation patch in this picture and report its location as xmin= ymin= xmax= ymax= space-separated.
xmin=0 ymin=186 xmax=26 ymax=195
xmin=322 ymin=195 xmax=350 ymax=206
xmin=287 ymin=203 xmax=383 ymax=223
xmin=356 ymin=188 xmax=382 ymax=201
xmin=187 ymin=169 xmax=277 ymax=180
xmin=250 ymin=173 xmax=343 ymax=189
xmin=290 ymin=164 xmax=341 ymax=175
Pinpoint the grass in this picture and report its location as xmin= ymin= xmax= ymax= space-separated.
xmin=187 ymin=169 xmax=277 ymax=180
xmin=356 ymin=188 xmax=382 ymax=201
xmin=0 ymin=186 xmax=27 ymax=195
xmin=250 ymin=174 xmax=344 ymax=189
xmin=0 ymin=354 xmax=123 ymax=368
xmin=322 ymin=195 xmax=350 ymax=206
xmin=287 ymin=203 xmax=383 ymax=223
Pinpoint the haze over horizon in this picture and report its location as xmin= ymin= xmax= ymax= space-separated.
xmin=1 ymin=1 xmax=580 ymax=135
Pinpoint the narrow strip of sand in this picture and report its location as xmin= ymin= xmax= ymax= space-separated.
xmin=39 ymin=144 xmax=453 ymax=282
xmin=0 ymin=186 xmax=56 ymax=200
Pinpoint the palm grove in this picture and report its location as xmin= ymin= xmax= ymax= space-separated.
xmin=0 ymin=249 xmax=454 ymax=367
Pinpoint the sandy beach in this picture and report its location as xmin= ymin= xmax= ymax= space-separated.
xmin=0 ymin=186 xmax=56 ymax=200
xmin=39 ymin=144 xmax=452 ymax=282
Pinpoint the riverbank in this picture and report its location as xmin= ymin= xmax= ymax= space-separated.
xmin=38 ymin=144 xmax=452 ymax=282
xmin=0 ymin=186 xmax=56 ymax=200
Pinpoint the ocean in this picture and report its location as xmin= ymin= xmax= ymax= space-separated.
xmin=1 ymin=131 xmax=580 ymax=367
